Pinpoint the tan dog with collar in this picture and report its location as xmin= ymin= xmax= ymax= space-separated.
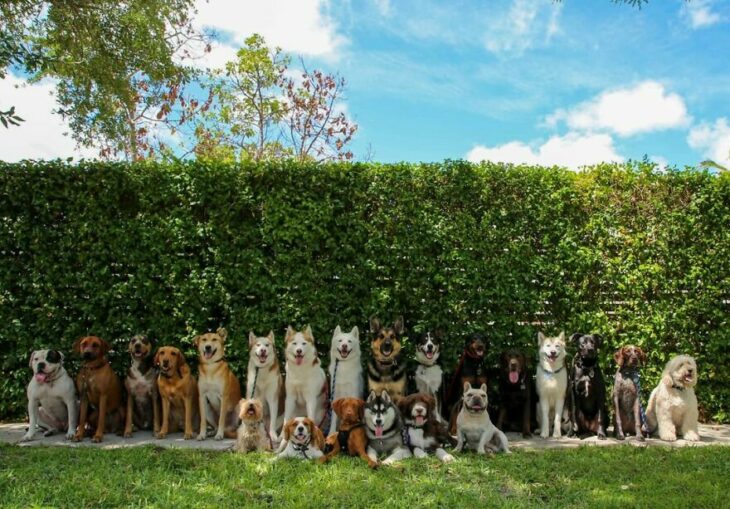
xmin=195 ymin=328 xmax=242 ymax=440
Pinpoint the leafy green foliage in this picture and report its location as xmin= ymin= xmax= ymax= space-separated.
xmin=0 ymin=161 xmax=728 ymax=422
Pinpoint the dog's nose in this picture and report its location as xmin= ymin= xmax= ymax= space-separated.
xmin=37 ymin=362 xmax=46 ymax=371
xmin=375 ymin=418 xmax=383 ymax=425
xmin=204 ymin=345 xmax=212 ymax=352
xmin=162 ymin=360 xmax=169 ymax=366
xmin=296 ymin=426 xmax=305 ymax=433
xmin=426 ymin=344 xmax=433 ymax=352
xmin=296 ymin=349 xmax=303 ymax=355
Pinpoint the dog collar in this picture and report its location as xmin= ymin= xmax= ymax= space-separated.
xmin=540 ymin=365 xmax=564 ymax=375
xmin=81 ymin=359 xmax=107 ymax=371
xmin=671 ymin=384 xmax=685 ymax=391
xmin=292 ymin=439 xmax=312 ymax=459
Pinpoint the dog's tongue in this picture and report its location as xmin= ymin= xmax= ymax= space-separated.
xmin=509 ymin=372 xmax=519 ymax=384
xmin=295 ymin=356 xmax=303 ymax=366
xmin=35 ymin=373 xmax=48 ymax=383
xmin=375 ymin=425 xmax=384 ymax=438
xmin=415 ymin=416 xmax=425 ymax=426
xmin=425 ymin=351 xmax=434 ymax=359
xmin=204 ymin=351 xmax=214 ymax=360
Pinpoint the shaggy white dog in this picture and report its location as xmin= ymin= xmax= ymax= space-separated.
xmin=645 ymin=354 xmax=700 ymax=442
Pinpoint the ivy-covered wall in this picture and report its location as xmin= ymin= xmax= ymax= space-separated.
xmin=1 ymin=161 xmax=727 ymax=421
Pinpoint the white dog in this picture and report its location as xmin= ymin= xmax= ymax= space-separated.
xmin=536 ymin=331 xmax=568 ymax=439
xmin=328 ymin=325 xmax=363 ymax=431
xmin=646 ymin=354 xmax=700 ymax=442
xmin=22 ymin=349 xmax=78 ymax=442
xmin=247 ymin=331 xmax=284 ymax=443
xmin=275 ymin=417 xmax=326 ymax=461
xmin=283 ymin=326 xmax=327 ymax=432
xmin=454 ymin=382 xmax=510 ymax=454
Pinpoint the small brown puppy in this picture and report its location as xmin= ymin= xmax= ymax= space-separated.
xmin=73 ymin=336 xmax=125 ymax=443
xmin=155 ymin=346 xmax=199 ymax=439
xmin=320 ymin=398 xmax=377 ymax=469
xmin=195 ymin=328 xmax=242 ymax=440
xmin=613 ymin=345 xmax=648 ymax=441
xmin=234 ymin=398 xmax=271 ymax=453
xmin=123 ymin=334 xmax=159 ymax=437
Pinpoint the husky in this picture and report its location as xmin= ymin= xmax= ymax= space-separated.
xmin=536 ymin=331 xmax=569 ymax=439
xmin=454 ymin=382 xmax=510 ymax=454
xmin=364 ymin=390 xmax=412 ymax=465
xmin=247 ymin=331 xmax=284 ymax=443
xmin=328 ymin=325 xmax=363 ymax=432
xmin=283 ymin=326 xmax=328 ymax=433
xmin=414 ymin=331 xmax=444 ymax=422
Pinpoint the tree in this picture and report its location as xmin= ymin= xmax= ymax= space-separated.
xmin=0 ymin=0 xmax=206 ymax=159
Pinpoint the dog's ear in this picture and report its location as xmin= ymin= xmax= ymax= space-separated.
xmin=248 ymin=331 xmax=257 ymax=349
xmin=537 ymin=332 xmax=545 ymax=346
xmin=380 ymin=390 xmax=391 ymax=403
xmin=303 ymin=325 xmax=313 ymax=341
xmin=285 ymin=326 xmax=295 ymax=343
xmin=463 ymin=381 xmax=472 ymax=393
xmin=267 ymin=330 xmax=275 ymax=344
xmin=216 ymin=328 xmax=228 ymax=343
xmin=282 ymin=420 xmax=292 ymax=442
xmin=480 ymin=383 xmax=487 ymax=393
xmin=434 ymin=329 xmax=444 ymax=341
xmin=637 ymin=347 xmax=647 ymax=365
xmin=570 ymin=333 xmax=582 ymax=346
xmin=128 ymin=338 xmax=136 ymax=354
xmin=557 ymin=331 xmax=566 ymax=343
xmin=333 ymin=325 xmax=342 ymax=339
xmin=153 ymin=348 xmax=161 ymax=367
xmin=501 ymin=350 xmax=510 ymax=366
xmin=393 ymin=316 xmax=404 ymax=335
xmin=356 ymin=399 xmax=365 ymax=421
xmin=396 ymin=396 xmax=410 ymax=414
xmin=593 ymin=334 xmax=603 ymax=348
xmin=99 ymin=338 xmax=111 ymax=355
xmin=28 ymin=350 xmax=37 ymax=369
xmin=312 ymin=423 xmax=326 ymax=450
xmin=369 ymin=317 xmax=381 ymax=334
xmin=366 ymin=390 xmax=377 ymax=404
xmin=177 ymin=350 xmax=190 ymax=378
xmin=332 ymin=398 xmax=344 ymax=418
xmin=350 ymin=326 xmax=359 ymax=341
xmin=614 ymin=348 xmax=625 ymax=367
xmin=423 ymin=394 xmax=436 ymax=412
xmin=193 ymin=335 xmax=202 ymax=348
xmin=72 ymin=337 xmax=83 ymax=354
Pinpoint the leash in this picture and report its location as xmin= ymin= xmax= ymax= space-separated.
xmin=629 ymin=370 xmax=648 ymax=432
xmin=292 ymin=437 xmax=312 ymax=459
xmin=249 ymin=366 xmax=260 ymax=399
xmin=324 ymin=359 xmax=339 ymax=435
xmin=401 ymin=425 xmax=411 ymax=448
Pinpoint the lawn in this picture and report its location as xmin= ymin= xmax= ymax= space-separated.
xmin=0 ymin=444 xmax=728 ymax=508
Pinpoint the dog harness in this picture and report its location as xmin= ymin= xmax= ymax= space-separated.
xmin=292 ymin=438 xmax=313 ymax=459
xmin=336 ymin=422 xmax=363 ymax=453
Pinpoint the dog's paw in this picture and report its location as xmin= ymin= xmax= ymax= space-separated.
xmin=636 ymin=433 xmax=645 ymax=442
xmin=156 ymin=432 xmax=167 ymax=440
xmin=123 ymin=431 xmax=132 ymax=438
xmin=615 ymin=432 xmax=625 ymax=441
xmin=522 ymin=432 xmax=532 ymax=439
xmin=19 ymin=433 xmax=34 ymax=443
xmin=91 ymin=434 xmax=103 ymax=443
xmin=72 ymin=432 xmax=83 ymax=442
xmin=539 ymin=430 xmax=549 ymax=439
xmin=196 ymin=433 xmax=206 ymax=441
xmin=65 ymin=431 xmax=75 ymax=441
xmin=442 ymin=453 xmax=455 ymax=463
xmin=684 ymin=431 xmax=700 ymax=442
xmin=214 ymin=432 xmax=224 ymax=441
xmin=597 ymin=432 xmax=607 ymax=441
xmin=659 ymin=432 xmax=677 ymax=442
xmin=368 ymin=459 xmax=379 ymax=469
xmin=552 ymin=431 xmax=562 ymax=439
xmin=184 ymin=432 xmax=193 ymax=440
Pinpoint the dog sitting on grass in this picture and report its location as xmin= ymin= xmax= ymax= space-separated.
xmin=234 ymin=398 xmax=271 ymax=453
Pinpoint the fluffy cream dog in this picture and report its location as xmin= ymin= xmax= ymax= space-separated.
xmin=646 ymin=355 xmax=700 ymax=442
xmin=234 ymin=398 xmax=271 ymax=453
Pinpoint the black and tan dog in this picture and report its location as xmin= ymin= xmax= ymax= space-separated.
xmin=123 ymin=334 xmax=159 ymax=437
xmin=568 ymin=333 xmax=608 ymax=439
xmin=445 ymin=333 xmax=488 ymax=432
xmin=496 ymin=349 xmax=532 ymax=438
xmin=367 ymin=316 xmax=407 ymax=403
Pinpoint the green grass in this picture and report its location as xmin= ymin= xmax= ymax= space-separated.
xmin=0 ymin=445 xmax=728 ymax=508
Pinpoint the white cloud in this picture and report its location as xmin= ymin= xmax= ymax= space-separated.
xmin=650 ymin=155 xmax=669 ymax=172
xmin=545 ymin=81 xmax=691 ymax=137
xmin=0 ymin=75 xmax=97 ymax=162
xmin=372 ymin=0 xmax=391 ymax=16
xmin=687 ymin=118 xmax=730 ymax=167
xmin=681 ymin=0 xmax=722 ymax=29
xmin=190 ymin=0 xmax=347 ymax=68
xmin=466 ymin=132 xmax=623 ymax=170
xmin=484 ymin=0 xmax=562 ymax=56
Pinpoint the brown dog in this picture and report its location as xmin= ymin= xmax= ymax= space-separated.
xmin=73 ymin=336 xmax=125 ymax=443
xmin=195 ymin=328 xmax=242 ymax=440
xmin=320 ymin=398 xmax=377 ymax=469
xmin=612 ymin=345 xmax=648 ymax=441
xmin=155 ymin=346 xmax=199 ymax=439
xmin=123 ymin=334 xmax=159 ymax=437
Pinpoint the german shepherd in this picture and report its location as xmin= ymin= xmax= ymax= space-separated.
xmin=367 ymin=316 xmax=407 ymax=403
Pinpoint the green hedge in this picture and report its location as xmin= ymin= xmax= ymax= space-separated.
xmin=1 ymin=161 xmax=728 ymax=422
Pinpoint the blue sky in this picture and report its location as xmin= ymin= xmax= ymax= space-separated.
xmin=2 ymin=0 xmax=729 ymax=169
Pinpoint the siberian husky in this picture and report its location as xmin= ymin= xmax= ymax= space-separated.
xmin=328 ymin=325 xmax=363 ymax=431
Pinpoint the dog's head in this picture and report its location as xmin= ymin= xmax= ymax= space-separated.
xmin=154 ymin=346 xmax=189 ymax=378
xmin=538 ymin=331 xmax=566 ymax=367
xmin=128 ymin=334 xmax=154 ymax=360
xmin=28 ymin=349 xmax=64 ymax=384
xmin=331 ymin=325 xmax=360 ymax=362
xmin=397 ymin=393 xmax=436 ymax=428
xmin=332 ymin=397 xmax=365 ymax=426
xmin=661 ymin=354 xmax=697 ymax=390
xmin=464 ymin=333 xmax=487 ymax=359
xmin=194 ymin=328 xmax=227 ymax=364
xmin=415 ymin=330 xmax=442 ymax=365
xmin=614 ymin=345 xmax=647 ymax=369
xmin=365 ymin=390 xmax=399 ymax=437
xmin=570 ymin=333 xmax=601 ymax=361
xmin=369 ymin=316 xmax=403 ymax=363
xmin=248 ymin=330 xmax=277 ymax=368
xmin=500 ymin=349 xmax=527 ymax=385
xmin=73 ymin=336 xmax=110 ymax=362
xmin=238 ymin=398 xmax=264 ymax=423
xmin=285 ymin=326 xmax=318 ymax=366
xmin=462 ymin=382 xmax=488 ymax=414
xmin=283 ymin=417 xmax=325 ymax=449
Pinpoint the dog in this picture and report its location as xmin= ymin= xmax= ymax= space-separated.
xmin=328 ymin=325 xmax=364 ymax=432
xmin=568 ymin=333 xmax=608 ymax=439
xmin=612 ymin=345 xmax=648 ymax=441
xmin=195 ymin=328 xmax=242 ymax=440
xmin=496 ymin=349 xmax=532 ymax=438
xmin=247 ymin=331 xmax=284 ymax=443
xmin=446 ymin=333 xmax=488 ymax=434
xmin=234 ymin=398 xmax=271 ymax=453
xmin=646 ymin=354 xmax=700 ymax=442
xmin=155 ymin=346 xmax=199 ymax=439
xmin=398 ymin=393 xmax=456 ymax=463
xmin=22 ymin=349 xmax=78 ymax=442
xmin=275 ymin=417 xmax=326 ymax=460
xmin=363 ymin=389 xmax=412 ymax=465
xmin=367 ymin=317 xmax=407 ymax=403
xmin=454 ymin=382 xmax=510 ymax=454
xmin=535 ymin=331 xmax=568 ymax=439
xmin=283 ymin=326 xmax=328 ymax=432
xmin=319 ymin=397 xmax=377 ymax=468
xmin=123 ymin=335 xmax=159 ymax=438
xmin=72 ymin=336 xmax=125 ymax=443
xmin=413 ymin=331 xmax=445 ymax=422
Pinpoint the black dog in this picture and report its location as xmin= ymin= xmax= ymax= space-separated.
xmin=568 ymin=333 xmax=608 ymax=439
xmin=496 ymin=349 xmax=532 ymax=438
